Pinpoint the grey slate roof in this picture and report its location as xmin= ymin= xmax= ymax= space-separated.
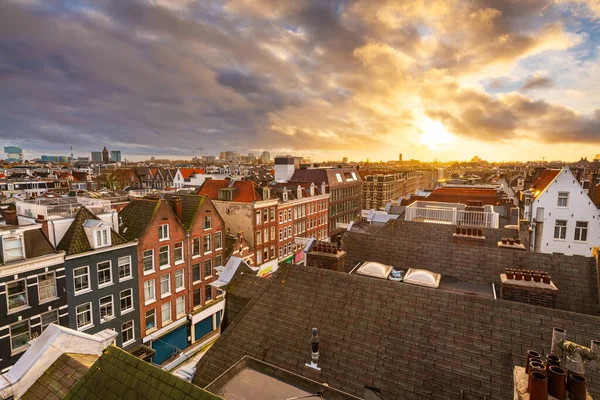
xmin=194 ymin=263 xmax=600 ymax=400
xmin=118 ymin=198 xmax=160 ymax=241
xmin=220 ymin=272 xmax=266 ymax=332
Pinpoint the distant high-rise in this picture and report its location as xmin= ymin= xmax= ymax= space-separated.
xmin=342 ymin=157 xmax=348 ymax=164
xmin=399 ymin=153 xmax=403 ymax=162
xmin=4 ymin=146 xmax=23 ymax=162
xmin=102 ymin=146 xmax=109 ymax=163
xmin=261 ymin=151 xmax=271 ymax=164
xmin=91 ymin=151 xmax=102 ymax=162
xmin=111 ymin=150 xmax=122 ymax=162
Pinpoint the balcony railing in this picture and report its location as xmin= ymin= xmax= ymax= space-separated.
xmin=405 ymin=201 xmax=499 ymax=228
xmin=16 ymin=197 xmax=111 ymax=219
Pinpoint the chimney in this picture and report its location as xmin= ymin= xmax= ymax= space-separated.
xmin=35 ymin=214 xmax=49 ymax=239
xmin=170 ymin=196 xmax=183 ymax=221
xmin=2 ymin=209 xmax=18 ymax=226
xmin=500 ymin=269 xmax=558 ymax=308
xmin=589 ymin=172 xmax=598 ymax=205
xmin=306 ymin=241 xmax=347 ymax=272
xmin=305 ymin=328 xmax=321 ymax=371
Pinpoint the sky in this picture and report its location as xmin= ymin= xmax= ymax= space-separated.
xmin=1 ymin=0 xmax=600 ymax=162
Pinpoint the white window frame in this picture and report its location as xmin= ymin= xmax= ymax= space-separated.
xmin=143 ymin=279 xmax=156 ymax=305
xmin=192 ymin=237 xmax=201 ymax=257
xmin=174 ymin=242 xmax=184 ymax=265
xmin=40 ymin=309 xmax=59 ymax=332
xmin=97 ymin=260 xmax=113 ymax=288
xmin=118 ymin=256 xmax=132 ymax=281
xmin=204 ymin=259 xmax=213 ymax=279
xmin=257 ymin=251 xmax=262 ymax=264
xmin=120 ymin=288 xmax=134 ymax=314
xmin=175 ymin=269 xmax=185 ymax=292
xmin=3 ymin=235 xmax=25 ymax=263
xmin=9 ymin=319 xmax=30 ymax=354
xmin=99 ymin=295 xmax=114 ymax=323
xmin=256 ymin=210 xmax=261 ymax=225
xmin=161 ymin=301 xmax=172 ymax=325
xmin=36 ymin=271 xmax=57 ymax=303
xmin=158 ymin=224 xmax=169 ymax=241
xmin=574 ymin=221 xmax=589 ymax=242
xmin=160 ymin=274 xmax=171 ymax=299
xmin=94 ymin=228 xmax=110 ymax=248
xmin=121 ymin=320 xmax=135 ymax=347
xmin=176 ymin=295 xmax=185 ymax=318
xmin=73 ymin=266 xmax=90 ymax=295
xmin=554 ymin=220 xmax=567 ymax=240
xmin=204 ymin=234 xmax=212 ymax=254
xmin=214 ymin=231 xmax=223 ymax=250
xmin=142 ymin=249 xmax=154 ymax=274
xmin=159 ymin=245 xmax=170 ymax=269
xmin=203 ymin=215 xmax=212 ymax=230
xmin=145 ymin=308 xmax=156 ymax=331
xmin=76 ymin=302 xmax=93 ymax=331
xmin=557 ymin=192 xmax=569 ymax=208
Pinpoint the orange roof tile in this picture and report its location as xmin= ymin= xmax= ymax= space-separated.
xmin=198 ymin=180 xmax=259 ymax=202
xmin=179 ymin=168 xmax=205 ymax=179
xmin=529 ymin=169 xmax=561 ymax=199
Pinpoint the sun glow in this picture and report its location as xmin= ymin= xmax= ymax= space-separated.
xmin=418 ymin=118 xmax=456 ymax=149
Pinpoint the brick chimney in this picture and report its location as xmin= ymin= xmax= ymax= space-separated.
xmin=500 ymin=271 xmax=558 ymax=308
xmin=306 ymin=241 xmax=347 ymax=272
xmin=2 ymin=209 xmax=18 ymax=226
xmin=169 ymin=196 xmax=183 ymax=221
xmin=35 ymin=214 xmax=49 ymax=239
xmin=589 ymin=172 xmax=598 ymax=205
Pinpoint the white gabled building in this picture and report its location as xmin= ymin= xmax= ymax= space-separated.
xmin=523 ymin=167 xmax=600 ymax=256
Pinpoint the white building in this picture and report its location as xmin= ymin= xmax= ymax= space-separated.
xmin=523 ymin=167 xmax=600 ymax=256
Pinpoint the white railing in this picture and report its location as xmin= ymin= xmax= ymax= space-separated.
xmin=16 ymin=198 xmax=111 ymax=219
xmin=405 ymin=201 xmax=499 ymax=228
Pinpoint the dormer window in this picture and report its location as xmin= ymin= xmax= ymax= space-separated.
xmin=262 ymin=187 xmax=271 ymax=199
xmin=3 ymin=235 xmax=25 ymax=263
xmin=283 ymin=190 xmax=288 ymax=202
xmin=321 ymin=182 xmax=327 ymax=194
xmin=297 ymin=186 xmax=302 ymax=199
xmin=310 ymin=183 xmax=315 ymax=196
xmin=83 ymin=219 xmax=112 ymax=249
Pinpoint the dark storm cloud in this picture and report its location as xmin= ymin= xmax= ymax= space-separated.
xmin=0 ymin=0 xmax=599 ymax=159
xmin=522 ymin=75 xmax=555 ymax=90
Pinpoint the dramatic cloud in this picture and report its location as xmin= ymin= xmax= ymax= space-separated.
xmin=0 ymin=0 xmax=599 ymax=161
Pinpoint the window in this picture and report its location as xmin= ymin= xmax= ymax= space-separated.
xmin=279 ymin=247 xmax=283 ymax=258
xmin=256 ymin=210 xmax=261 ymax=225
xmin=263 ymin=248 xmax=268 ymax=261
xmin=205 ymin=286 xmax=213 ymax=302
xmin=118 ymin=256 xmax=132 ymax=280
xmin=97 ymin=261 xmax=112 ymax=286
xmin=193 ymin=288 xmax=202 ymax=307
xmin=554 ymin=220 xmax=567 ymax=240
xmin=270 ymin=207 xmax=275 ymax=221
xmin=158 ymin=224 xmax=169 ymax=240
xmin=41 ymin=310 xmax=59 ymax=331
xmin=120 ymin=288 xmax=133 ymax=313
xmin=10 ymin=320 xmax=30 ymax=352
xmin=279 ymin=211 xmax=283 ymax=223
xmin=95 ymin=229 xmax=110 ymax=247
xmin=174 ymin=242 xmax=184 ymax=263
xmin=143 ymin=250 xmax=154 ymax=272
xmin=288 ymin=209 xmax=292 ymax=221
xmin=176 ymin=296 xmax=185 ymax=317
xmin=145 ymin=309 xmax=156 ymax=330
xmin=160 ymin=274 xmax=171 ymax=297
xmin=76 ymin=303 xmax=93 ymax=330
xmin=3 ymin=236 xmax=24 ymax=262
xmin=144 ymin=279 xmax=156 ymax=303
xmin=38 ymin=272 xmax=57 ymax=302
xmin=204 ymin=259 xmax=213 ymax=278
xmin=6 ymin=279 xmax=28 ymax=312
xmin=557 ymin=192 xmax=569 ymax=207
xmin=159 ymin=245 xmax=169 ymax=267
xmin=288 ymin=243 xmax=292 ymax=254
xmin=256 ymin=230 xmax=262 ymax=245
xmin=270 ymin=226 xmax=275 ymax=241
xmin=214 ymin=232 xmax=223 ymax=250
xmin=203 ymin=215 xmax=212 ymax=230
xmin=574 ymin=221 xmax=588 ymax=242
xmin=175 ymin=269 xmax=185 ymax=291
xmin=122 ymin=320 xmax=134 ymax=345
xmin=217 ymin=288 xmax=224 ymax=298
xmin=270 ymin=245 xmax=275 ymax=259
xmin=215 ymin=254 xmax=223 ymax=267
xmin=192 ymin=237 xmax=200 ymax=256
xmin=288 ymin=226 xmax=292 ymax=237
xmin=73 ymin=266 xmax=90 ymax=293
xmin=263 ymin=208 xmax=268 ymax=222
xmin=263 ymin=229 xmax=268 ymax=242
xmin=99 ymin=295 xmax=113 ymax=322
xmin=161 ymin=302 xmax=172 ymax=324
xmin=280 ymin=229 xmax=283 ymax=241
xmin=204 ymin=235 xmax=212 ymax=253
xmin=192 ymin=263 xmax=201 ymax=282
xmin=257 ymin=251 xmax=262 ymax=264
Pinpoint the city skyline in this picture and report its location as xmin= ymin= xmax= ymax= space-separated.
xmin=1 ymin=1 xmax=600 ymax=161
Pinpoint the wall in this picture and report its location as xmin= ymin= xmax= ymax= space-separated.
xmin=343 ymin=220 xmax=599 ymax=316
xmin=212 ymin=201 xmax=254 ymax=246
xmin=532 ymin=168 xmax=600 ymax=256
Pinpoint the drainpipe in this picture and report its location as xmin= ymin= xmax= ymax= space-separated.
xmin=186 ymin=232 xmax=192 ymax=321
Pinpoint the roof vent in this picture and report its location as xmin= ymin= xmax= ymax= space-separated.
xmin=305 ymin=328 xmax=321 ymax=371
xmin=356 ymin=261 xmax=393 ymax=279
xmin=403 ymin=268 xmax=441 ymax=288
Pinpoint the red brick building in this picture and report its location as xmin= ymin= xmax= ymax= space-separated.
xmin=118 ymin=194 xmax=225 ymax=364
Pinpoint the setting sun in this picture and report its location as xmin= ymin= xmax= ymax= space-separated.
xmin=418 ymin=118 xmax=456 ymax=149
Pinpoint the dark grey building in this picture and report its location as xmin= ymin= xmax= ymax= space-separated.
xmin=57 ymin=207 xmax=140 ymax=349
xmin=0 ymin=209 xmax=67 ymax=372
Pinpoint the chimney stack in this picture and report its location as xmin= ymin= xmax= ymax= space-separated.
xmin=170 ymin=196 xmax=183 ymax=221
xmin=35 ymin=214 xmax=49 ymax=239
xmin=2 ymin=209 xmax=18 ymax=226
xmin=305 ymin=328 xmax=321 ymax=371
xmin=589 ymin=172 xmax=598 ymax=206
